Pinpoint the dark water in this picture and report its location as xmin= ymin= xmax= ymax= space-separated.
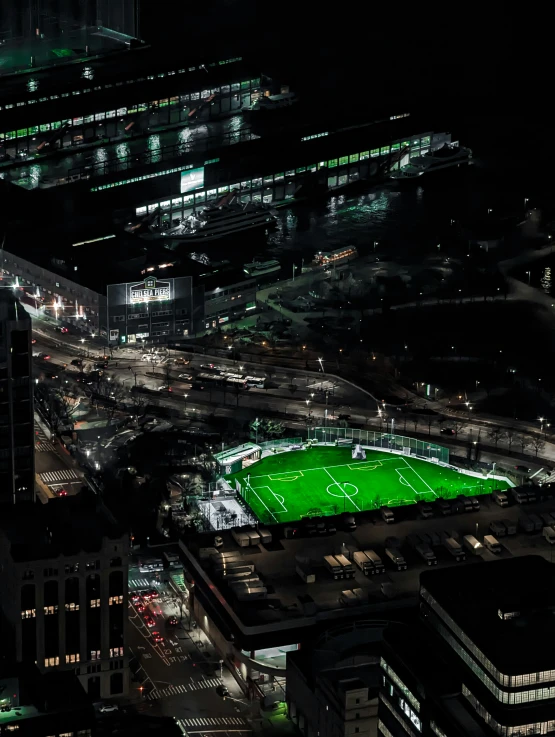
xmin=253 ymin=118 xmax=555 ymax=420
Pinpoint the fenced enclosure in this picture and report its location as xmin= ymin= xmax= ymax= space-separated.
xmin=309 ymin=427 xmax=449 ymax=465
xmin=258 ymin=437 xmax=303 ymax=452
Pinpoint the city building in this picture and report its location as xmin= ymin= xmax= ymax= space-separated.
xmin=0 ymin=289 xmax=34 ymax=505
xmin=0 ymin=490 xmax=130 ymax=700
xmin=286 ymin=622 xmax=381 ymax=737
xmin=178 ymin=530 xmax=416 ymax=696
xmin=0 ymin=663 xmax=94 ymax=737
xmin=378 ymin=555 xmax=555 ymax=737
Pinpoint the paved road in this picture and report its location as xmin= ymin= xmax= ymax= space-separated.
xmin=34 ymin=411 xmax=84 ymax=498
xmin=126 ymin=567 xmax=254 ymax=730
xmin=31 ymin=319 xmax=555 ymax=469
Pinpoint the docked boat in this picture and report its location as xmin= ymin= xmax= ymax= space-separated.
xmin=243 ymin=259 xmax=281 ymax=278
xmin=242 ymin=92 xmax=298 ymax=119
xmin=390 ymin=144 xmax=472 ymax=181
xmin=140 ymin=197 xmax=278 ymax=243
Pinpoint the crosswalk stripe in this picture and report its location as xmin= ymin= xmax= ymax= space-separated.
xmin=36 ymin=441 xmax=55 ymax=452
xmin=129 ymin=577 xmax=151 ymax=588
xmin=181 ymin=716 xmax=249 ymax=727
xmin=40 ymin=469 xmax=79 ymax=484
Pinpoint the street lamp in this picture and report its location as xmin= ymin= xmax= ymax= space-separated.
xmin=184 ymin=393 xmax=188 ymax=411
xmin=526 ymin=271 xmax=531 ymax=284
xmin=318 ymin=357 xmax=324 ymax=373
xmin=539 ymin=417 xmax=545 ymax=434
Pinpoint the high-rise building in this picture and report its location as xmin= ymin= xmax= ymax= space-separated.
xmin=0 ymin=289 xmax=34 ymax=505
xmin=0 ymin=490 xmax=130 ymax=700
xmin=378 ymin=556 xmax=555 ymax=737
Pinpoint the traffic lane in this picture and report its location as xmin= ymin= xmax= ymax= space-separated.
xmin=35 ymin=430 xmax=83 ymax=497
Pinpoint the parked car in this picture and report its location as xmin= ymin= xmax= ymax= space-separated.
xmin=437 ymin=499 xmax=451 ymax=515
xmin=99 ymin=704 xmax=119 ymax=714
xmin=440 ymin=427 xmax=455 ymax=435
xmin=144 ymin=616 xmax=155 ymax=628
xmin=54 ymin=326 xmax=69 ymax=334
xmin=152 ymin=631 xmax=164 ymax=644
xmin=167 ymin=616 xmax=179 ymax=626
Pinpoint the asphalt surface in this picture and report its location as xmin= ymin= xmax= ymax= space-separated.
xmin=34 ymin=412 xmax=84 ymax=499
xmin=126 ymin=566 xmax=254 ymax=734
xmin=31 ymin=317 xmax=555 ymax=472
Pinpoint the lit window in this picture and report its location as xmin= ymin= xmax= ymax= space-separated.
xmin=44 ymin=656 xmax=59 ymax=667
xmin=109 ymin=596 xmax=123 ymax=605
xmin=91 ymin=650 xmax=100 ymax=660
xmin=65 ymin=653 xmax=80 ymax=663
xmin=65 ymin=602 xmax=79 ymax=611
xmin=90 ymin=599 xmax=100 ymax=608
xmin=44 ymin=605 xmax=58 ymax=615
xmin=21 ymin=609 xmax=36 ymax=619
xmin=110 ymin=647 xmax=124 ymax=657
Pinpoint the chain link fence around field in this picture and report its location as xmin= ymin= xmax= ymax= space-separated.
xmin=258 ymin=437 xmax=302 ymax=451
xmin=309 ymin=427 xmax=449 ymax=464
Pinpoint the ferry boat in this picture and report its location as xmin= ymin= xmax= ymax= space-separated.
xmin=141 ymin=197 xmax=278 ymax=243
xmin=390 ymin=144 xmax=472 ymax=181
xmin=243 ymin=259 xmax=281 ymax=278
xmin=242 ymin=92 xmax=298 ymax=119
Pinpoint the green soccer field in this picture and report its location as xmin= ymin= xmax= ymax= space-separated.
xmin=226 ymin=446 xmax=511 ymax=524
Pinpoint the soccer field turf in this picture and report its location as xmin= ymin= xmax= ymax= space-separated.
xmin=226 ymin=446 xmax=510 ymax=524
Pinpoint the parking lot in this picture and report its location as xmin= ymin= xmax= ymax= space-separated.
xmin=200 ymin=486 xmax=555 ymax=619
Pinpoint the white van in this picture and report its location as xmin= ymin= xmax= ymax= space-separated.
xmin=463 ymin=535 xmax=484 ymax=555
xmin=484 ymin=535 xmax=502 ymax=554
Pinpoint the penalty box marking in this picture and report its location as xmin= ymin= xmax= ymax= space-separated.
xmin=249 ymin=485 xmax=288 ymax=514
xmin=268 ymin=471 xmax=304 ymax=482
xmin=246 ymin=483 xmax=279 ymax=523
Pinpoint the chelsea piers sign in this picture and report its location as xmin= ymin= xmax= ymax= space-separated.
xmin=129 ymin=276 xmax=171 ymax=304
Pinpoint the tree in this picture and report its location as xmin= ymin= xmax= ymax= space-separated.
xmin=517 ymin=434 xmax=532 ymax=454
xmin=487 ymin=426 xmax=506 ymax=448
xmin=250 ymin=418 xmax=285 ymax=441
xmin=288 ymin=384 xmax=298 ymax=396
xmin=233 ymin=382 xmax=242 ymax=407
xmin=505 ymin=428 xmax=516 ymax=454
xmin=531 ymin=436 xmax=546 ymax=458
xmin=451 ymin=421 xmax=466 ymax=437
xmin=129 ymin=392 xmax=150 ymax=419
xmin=57 ymin=392 xmax=82 ymax=429
xmin=412 ymin=416 xmax=419 ymax=433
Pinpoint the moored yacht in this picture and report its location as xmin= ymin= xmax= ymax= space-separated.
xmin=140 ymin=194 xmax=278 ymax=243
xmin=243 ymin=259 xmax=281 ymax=278
xmin=390 ymin=144 xmax=472 ymax=181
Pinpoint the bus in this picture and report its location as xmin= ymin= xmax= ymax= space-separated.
xmin=138 ymin=557 xmax=164 ymax=573
xmin=245 ymin=376 xmax=265 ymax=389
xmin=226 ymin=376 xmax=247 ymax=388
xmin=163 ymin=552 xmax=181 ymax=570
xmin=196 ymin=372 xmax=226 ymax=386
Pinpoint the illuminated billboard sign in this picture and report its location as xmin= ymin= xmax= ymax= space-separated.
xmin=180 ymin=167 xmax=205 ymax=193
xmin=129 ymin=276 xmax=171 ymax=304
